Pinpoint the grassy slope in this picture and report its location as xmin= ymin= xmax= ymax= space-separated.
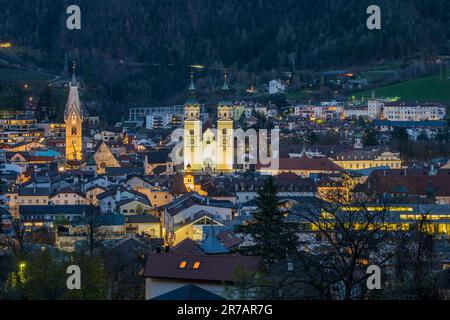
xmin=356 ymin=75 xmax=450 ymax=103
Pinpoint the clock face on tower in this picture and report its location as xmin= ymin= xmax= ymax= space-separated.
xmin=190 ymin=138 xmax=195 ymax=145
xmin=222 ymin=137 xmax=228 ymax=146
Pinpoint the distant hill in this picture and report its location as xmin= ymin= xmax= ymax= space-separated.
xmin=0 ymin=0 xmax=450 ymax=121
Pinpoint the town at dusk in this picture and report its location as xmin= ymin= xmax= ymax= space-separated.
xmin=1 ymin=0 xmax=450 ymax=313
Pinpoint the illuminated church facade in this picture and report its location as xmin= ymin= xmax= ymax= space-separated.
xmin=183 ymin=74 xmax=234 ymax=173
xmin=65 ymin=72 xmax=83 ymax=163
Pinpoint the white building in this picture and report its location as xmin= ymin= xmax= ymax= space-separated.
xmin=383 ymin=102 xmax=446 ymax=121
xmin=344 ymin=107 xmax=369 ymax=119
xmin=269 ymin=79 xmax=285 ymax=94
xmin=368 ymin=100 xmax=383 ymax=119
xmin=146 ymin=114 xmax=172 ymax=129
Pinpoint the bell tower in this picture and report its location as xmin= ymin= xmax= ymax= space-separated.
xmin=216 ymin=72 xmax=234 ymax=173
xmin=65 ymin=65 xmax=83 ymax=163
xmin=183 ymin=71 xmax=202 ymax=171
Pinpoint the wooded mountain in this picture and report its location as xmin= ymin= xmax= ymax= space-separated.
xmin=0 ymin=0 xmax=449 ymax=120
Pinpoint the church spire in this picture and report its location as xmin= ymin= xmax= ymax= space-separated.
xmin=222 ymin=70 xmax=229 ymax=91
xmin=71 ymin=61 xmax=77 ymax=87
xmin=66 ymin=61 xmax=81 ymax=117
xmin=188 ymin=70 xmax=196 ymax=92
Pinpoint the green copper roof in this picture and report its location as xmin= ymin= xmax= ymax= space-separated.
xmin=86 ymin=152 xmax=96 ymax=166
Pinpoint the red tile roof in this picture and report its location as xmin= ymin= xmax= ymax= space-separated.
xmin=216 ymin=230 xmax=243 ymax=249
xmin=258 ymin=156 xmax=342 ymax=172
xmin=144 ymin=254 xmax=260 ymax=282
xmin=366 ymin=172 xmax=450 ymax=196
xmin=170 ymin=238 xmax=205 ymax=255
xmin=27 ymin=156 xmax=56 ymax=162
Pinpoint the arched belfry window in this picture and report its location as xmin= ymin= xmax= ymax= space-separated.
xmin=72 ymin=126 xmax=77 ymax=135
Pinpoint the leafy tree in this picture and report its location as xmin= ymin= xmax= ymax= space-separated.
xmin=237 ymin=177 xmax=298 ymax=268
xmin=363 ymin=129 xmax=378 ymax=146
xmin=18 ymin=250 xmax=66 ymax=300
xmin=63 ymin=253 xmax=109 ymax=300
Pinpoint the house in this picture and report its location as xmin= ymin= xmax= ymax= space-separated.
xmin=19 ymin=204 xmax=96 ymax=228
xmin=269 ymin=79 xmax=285 ymax=94
xmin=49 ymin=188 xmax=88 ymax=205
xmin=83 ymin=176 xmax=113 ymax=191
xmin=363 ymin=170 xmax=450 ymax=204
xmin=373 ymin=120 xmax=446 ymax=140
xmin=125 ymin=214 xmax=162 ymax=237
xmin=55 ymin=213 xmax=126 ymax=251
xmin=104 ymin=235 xmax=163 ymax=299
xmin=162 ymin=192 xmax=235 ymax=245
xmin=215 ymin=173 xmax=316 ymax=204
xmin=116 ymin=197 xmax=153 ymax=215
xmin=143 ymin=251 xmax=260 ymax=299
xmin=97 ymin=187 xmax=149 ymax=213
xmin=174 ymin=211 xmax=224 ymax=246
xmin=144 ymin=149 xmax=174 ymax=175
xmin=85 ymin=185 xmax=107 ymax=205
xmin=105 ymin=167 xmax=145 ymax=181
xmin=152 ymin=284 xmax=226 ymax=300
xmin=17 ymin=187 xmax=51 ymax=206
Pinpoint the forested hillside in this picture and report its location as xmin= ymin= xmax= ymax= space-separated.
xmin=0 ymin=0 xmax=449 ymax=120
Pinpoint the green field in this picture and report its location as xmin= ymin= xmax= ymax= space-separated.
xmin=356 ymin=75 xmax=450 ymax=103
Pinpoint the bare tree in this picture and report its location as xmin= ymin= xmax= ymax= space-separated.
xmin=386 ymin=214 xmax=441 ymax=299
xmin=80 ymin=207 xmax=111 ymax=257
xmin=6 ymin=217 xmax=45 ymax=260
xmin=291 ymin=190 xmax=397 ymax=300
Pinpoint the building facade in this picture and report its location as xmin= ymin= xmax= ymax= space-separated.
xmin=64 ymin=73 xmax=83 ymax=162
xmin=183 ymin=75 xmax=234 ymax=173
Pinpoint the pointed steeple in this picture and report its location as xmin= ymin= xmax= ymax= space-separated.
xmin=71 ymin=61 xmax=77 ymax=87
xmin=65 ymin=61 xmax=82 ymax=119
xmin=200 ymin=224 xmax=228 ymax=254
xmin=185 ymin=70 xmax=199 ymax=106
xmin=222 ymin=71 xmax=229 ymax=91
xmin=218 ymin=70 xmax=232 ymax=107
xmin=188 ymin=70 xmax=196 ymax=92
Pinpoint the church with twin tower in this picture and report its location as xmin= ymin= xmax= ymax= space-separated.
xmin=183 ymin=73 xmax=234 ymax=173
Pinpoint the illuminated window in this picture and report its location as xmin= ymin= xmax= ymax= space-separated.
xmin=193 ymin=262 xmax=201 ymax=269
xmin=179 ymin=261 xmax=187 ymax=269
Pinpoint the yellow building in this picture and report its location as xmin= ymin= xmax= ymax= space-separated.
xmin=183 ymin=164 xmax=207 ymax=196
xmin=65 ymin=72 xmax=83 ymax=163
xmin=173 ymin=212 xmax=223 ymax=246
xmin=331 ymin=150 xmax=402 ymax=170
xmin=125 ymin=214 xmax=162 ymax=237
xmin=317 ymin=174 xmax=358 ymax=203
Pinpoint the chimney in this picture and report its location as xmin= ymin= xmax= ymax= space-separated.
xmin=115 ymin=190 xmax=121 ymax=202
